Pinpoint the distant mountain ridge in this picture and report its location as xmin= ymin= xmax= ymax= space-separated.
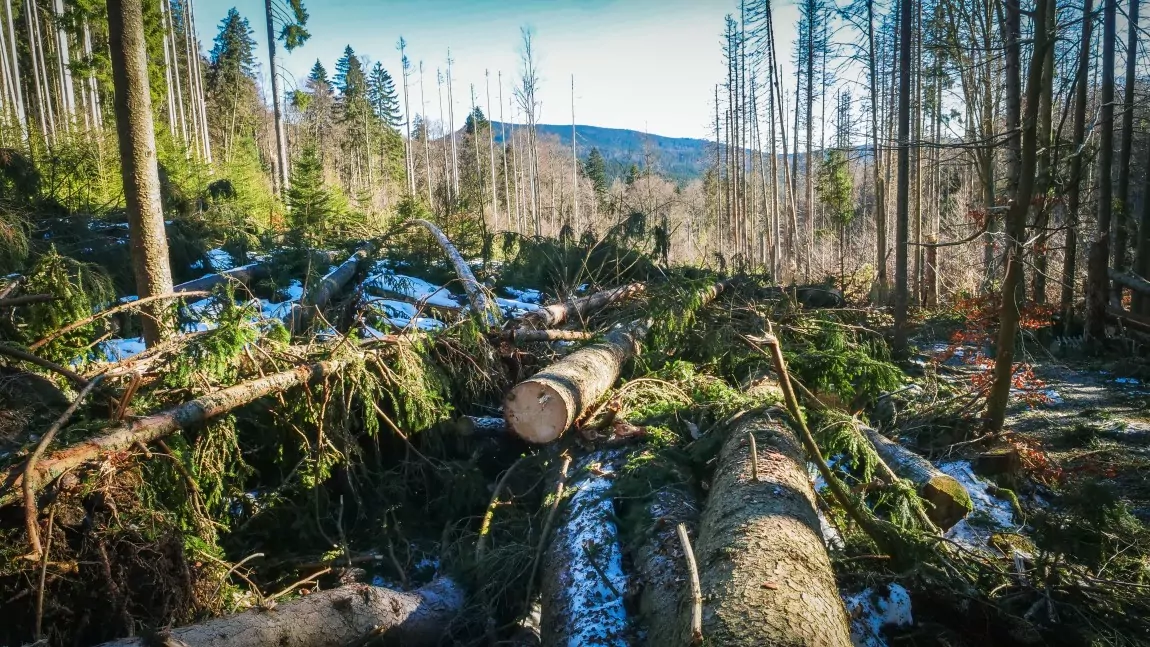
xmin=489 ymin=122 xmax=717 ymax=183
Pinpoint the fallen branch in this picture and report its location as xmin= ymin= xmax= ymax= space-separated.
xmin=0 ymin=344 xmax=91 ymax=387
xmin=540 ymin=450 xmax=629 ymax=647
xmin=860 ymin=424 xmax=972 ymax=530
xmin=1109 ymin=268 xmax=1150 ymax=295
xmin=632 ymin=483 xmax=700 ymax=646
xmin=97 ymin=577 xmax=463 ymax=647
xmin=692 ymin=411 xmax=852 ymax=646
xmin=1 ymin=359 xmax=351 ymax=507
xmin=519 ymin=283 xmax=644 ymax=329
xmin=174 ymin=262 xmax=270 ymax=294
xmin=413 ymin=219 xmax=500 ymax=326
xmin=23 ymin=376 xmax=105 ymax=557
xmin=677 ymin=523 xmax=703 ymax=647
xmin=0 ymin=294 xmax=56 ymax=307
xmin=29 ymin=291 xmax=211 ymax=351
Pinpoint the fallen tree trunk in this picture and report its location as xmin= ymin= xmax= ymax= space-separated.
xmin=174 ymin=262 xmax=270 ymax=294
xmin=29 ymin=291 xmax=211 ymax=351
xmin=413 ymin=219 xmax=500 ymax=326
xmin=98 ymin=577 xmax=463 ymax=647
xmin=540 ymin=450 xmax=630 ymax=647
xmin=503 ymin=329 xmax=593 ymax=344
xmin=753 ymin=284 xmax=846 ymax=308
xmin=691 ymin=412 xmax=852 ymax=646
xmin=633 ymin=484 xmax=699 ymax=646
xmin=860 ymin=425 xmax=972 ymax=530
xmin=1 ymin=359 xmax=350 ymax=507
xmin=0 ymin=293 xmax=56 ymax=307
xmin=284 ymin=247 xmax=371 ymax=332
xmin=520 ymin=283 xmax=644 ymax=329
xmin=0 ymin=343 xmax=91 ymax=387
xmin=504 ymin=282 xmax=727 ymax=444
xmin=1109 ymin=268 xmax=1150 ymax=295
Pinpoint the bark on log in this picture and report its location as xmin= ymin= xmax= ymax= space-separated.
xmin=753 ymin=285 xmax=846 ymax=308
xmin=692 ymin=412 xmax=852 ymax=647
xmin=520 ymin=283 xmax=644 ymax=329
xmin=413 ymin=219 xmax=500 ymax=326
xmin=504 ymin=281 xmax=727 ymax=444
xmin=633 ymin=484 xmax=699 ymax=647
xmin=174 ymin=262 xmax=270 ymax=294
xmin=540 ymin=450 xmax=630 ymax=647
xmin=861 ymin=425 xmax=972 ymax=530
xmin=283 ymin=247 xmax=371 ymax=332
xmin=504 ymin=323 xmax=646 ymax=444
xmin=504 ymin=329 xmax=593 ymax=344
xmin=1109 ymin=268 xmax=1150 ymax=296
xmin=1 ymin=359 xmax=350 ymax=507
xmin=97 ymin=577 xmax=462 ymax=647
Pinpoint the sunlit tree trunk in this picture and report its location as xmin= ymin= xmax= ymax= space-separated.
xmin=893 ymin=0 xmax=912 ymax=356
xmin=1112 ymin=0 xmax=1139 ymax=296
xmin=107 ymin=0 xmax=175 ymax=346
xmin=265 ymin=0 xmax=290 ymax=195
xmin=419 ymin=61 xmax=433 ymax=205
xmin=1085 ymin=0 xmax=1117 ymax=341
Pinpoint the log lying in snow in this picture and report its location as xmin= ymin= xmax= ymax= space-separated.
xmin=540 ymin=450 xmax=630 ymax=647
xmin=519 ymin=283 xmax=644 ymax=329
xmin=283 ymin=247 xmax=372 ymax=332
xmin=504 ymin=281 xmax=728 ymax=444
xmin=1 ymin=359 xmax=350 ymax=507
xmin=504 ymin=323 xmax=646 ymax=444
xmin=413 ymin=219 xmax=500 ymax=326
xmin=98 ymin=577 xmax=462 ymax=647
xmin=174 ymin=262 xmax=270 ymax=294
xmin=692 ymin=412 xmax=852 ymax=647
xmin=633 ymin=484 xmax=699 ymax=646
xmin=860 ymin=424 xmax=972 ymax=530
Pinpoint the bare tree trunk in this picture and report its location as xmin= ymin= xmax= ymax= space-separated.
xmin=160 ymin=0 xmax=178 ymax=136
xmin=98 ymin=579 xmax=462 ymax=647
xmin=1112 ymin=0 xmax=1139 ymax=296
xmin=893 ymin=0 xmax=913 ymax=356
xmin=488 ymin=69 xmax=500 ymax=226
xmin=264 ymin=0 xmax=290 ymax=195
xmin=164 ymin=0 xmax=189 ymax=143
xmin=1060 ymin=0 xmax=1093 ymax=321
xmin=520 ymin=283 xmax=644 ymax=329
xmin=108 ymin=0 xmax=175 ymax=346
xmin=499 ymin=71 xmax=512 ymax=231
xmin=437 ymin=67 xmax=451 ymax=206
xmin=1085 ymin=0 xmax=1118 ymax=341
xmin=413 ymin=219 xmax=499 ymax=325
xmin=3 ymin=0 xmax=27 ymax=141
xmin=692 ymin=413 xmax=852 ymax=646
xmin=1031 ymin=0 xmax=1056 ymax=303
xmin=985 ymin=0 xmax=1051 ymax=432
xmin=419 ymin=62 xmax=433 ymax=204
xmin=399 ymin=40 xmax=415 ymax=196
xmin=187 ymin=0 xmax=212 ymax=162
xmin=1134 ymin=143 xmax=1150 ymax=314
xmin=867 ymin=0 xmax=886 ymax=299
xmin=26 ymin=0 xmax=50 ymax=140
xmin=447 ymin=49 xmax=460 ymax=197
xmin=51 ymin=0 xmax=74 ymax=125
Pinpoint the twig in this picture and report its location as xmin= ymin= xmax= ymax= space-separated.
xmin=761 ymin=334 xmax=896 ymax=557
xmin=33 ymin=507 xmax=54 ymax=641
xmin=213 ymin=552 xmax=266 ymax=599
xmin=112 ymin=371 xmax=143 ymax=421
xmin=524 ymin=454 xmax=572 ymax=608
xmin=676 ymin=523 xmax=703 ymax=646
xmin=476 ymin=455 xmax=528 ymax=563
xmin=748 ymin=431 xmax=760 ymax=481
xmin=0 ymin=343 xmax=91 ymax=387
xmin=266 ymin=567 xmax=333 ymax=603
xmin=580 ymin=541 xmax=622 ymax=599
xmin=29 ymin=290 xmax=210 ymax=351
xmin=23 ymin=376 xmax=104 ymax=557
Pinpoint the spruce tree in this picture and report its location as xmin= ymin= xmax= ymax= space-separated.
xmin=209 ymin=9 xmax=256 ymax=85
xmin=287 ymin=145 xmax=338 ymax=247
xmin=367 ymin=62 xmax=402 ymax=128
xmin=308 ymin=59 xmax=329 ymax=88
xmin=584 ymin=147 xmax=608 ymax=196
xmin=464 ymin=106 xmax=488 ymax=134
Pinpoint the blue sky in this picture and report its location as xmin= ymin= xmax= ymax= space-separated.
xmin=193 ymin=0 xmax=801 ymax=140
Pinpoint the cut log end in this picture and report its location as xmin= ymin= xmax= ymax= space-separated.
xmin=922 ymin=474 xmax=974 ymax=530
xmin=504 ymin=380 xmax=572 ymax=444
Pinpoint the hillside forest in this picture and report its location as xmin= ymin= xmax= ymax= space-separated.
xmin=1 ymin=0 xmax=1150 ymax=646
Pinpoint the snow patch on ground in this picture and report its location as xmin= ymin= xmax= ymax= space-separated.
xmin=259 ymin=280 xmax=304 ymax=319
xmin=1115 ymin=377 xmax=1141 ymax=385
xmin=938 ymin=460 xmax=1016 ymax=552
xmin=553 ymin=452 xmax=629 ymax=647
xmin=494 ymin=297 xmax=540 ymax=318
xmin=206 ymin=248 xmax=234 ymax=271
xmin=97 ymin=337 xmax=147 ymax=362
xmin=365 ymin=264 xmax=463 ymax=310
xmin=844 ymin=583 xmax=914 ymax=647
xmin=363 ymin=298 xmax=445 ymax=331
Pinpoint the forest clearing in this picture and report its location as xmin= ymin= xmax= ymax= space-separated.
xmin=2 ymin=0 xmax=1150 ymax=645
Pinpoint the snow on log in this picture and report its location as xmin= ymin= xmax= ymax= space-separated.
xmin=540 ymin=450 xmax=630 ymax=647
xmin=1 ymin=359 xmax=350 ymax=507
xmin=97 ymin=577 xmax=462 ymax=647
xmin=504 ymin=323 xmax=646 ymax=444
xmin=693 ymin=412 xmax=852 ymax=647
xmin=520 ymin=283 xmax=644 ymax=329
xmin=504 ymin=281 xmax=728 ymax=444
xmin=632 ymin=485 xmax=699 ymax=646
xmin=861 ymin=424 xmax=972 ymax=530
xmin=283 ymin=247 xmax=371 ymax=332
xmin=412 ymin=219 xmax=500 ymax=326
